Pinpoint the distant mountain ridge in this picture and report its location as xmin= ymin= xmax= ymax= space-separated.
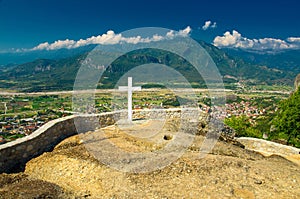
xmin=0 ymin=41 xmax=297 ymax=92
xmin=223 ymin=48 xmax=300 ymax=74
xmin=0 ymin=45 xmax=96 ymax=66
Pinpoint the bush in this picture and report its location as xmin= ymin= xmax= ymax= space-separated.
xmin=225 ymin=115 xmax=262 ymax=138
xmin=271 ymin=88 xmax=300 ymax=147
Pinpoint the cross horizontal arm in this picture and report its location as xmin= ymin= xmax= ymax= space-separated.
xmin=132 ymin=87 xmax=142 ymax=91
xmin=118 ymin=86 xmax=128 ymax=91
xmin=118 ymin=86 xmax=141 ymax=91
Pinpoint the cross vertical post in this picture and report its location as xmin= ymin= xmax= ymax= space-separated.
xmin=4 ymin=102 xmax=7 ymax=115
xmin=128 ymin=77 xmax=133 ymax=121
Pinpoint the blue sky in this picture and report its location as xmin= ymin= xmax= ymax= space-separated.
xmin=0 ymin=0 xmax=300 ymax=52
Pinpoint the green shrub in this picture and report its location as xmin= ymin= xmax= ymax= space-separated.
xmin=271 ymin=88 xmax=300 ymax=147
xmin=225 ymin=115 xmax=262 ymax=138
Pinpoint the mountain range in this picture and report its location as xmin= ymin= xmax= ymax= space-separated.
xmin=223 ymin=48 xmax=300 ymax=74
xmin=0 ymin=41 xmax=298 ymax=92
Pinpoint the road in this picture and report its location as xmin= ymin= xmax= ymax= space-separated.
xmin=0 ymin=88 xmax=291 ymax=96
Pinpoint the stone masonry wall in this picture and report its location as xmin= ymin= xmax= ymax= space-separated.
xmin=0 ymin=111 xmax=123 ymax=173
xmin=236 ymin=137 xmax=300 ymax=156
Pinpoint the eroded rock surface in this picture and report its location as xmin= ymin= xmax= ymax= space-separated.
xmin=1 ymin=120 xmax=299 ymax=198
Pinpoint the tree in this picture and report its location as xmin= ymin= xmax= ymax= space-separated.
xmin=224 ymin=115 xmax=261 ymax=138
xmin=272 ymin=88 xmax=300 ymax=147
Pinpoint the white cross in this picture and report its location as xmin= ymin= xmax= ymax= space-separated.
xmin=118 ymin=77 xmax=141 ymax=122
xmin=1 ymin=102 xmax=7 ymax=114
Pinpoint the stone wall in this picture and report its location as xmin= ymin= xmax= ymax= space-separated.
xmin=0 ymin=115 xmax=75 ymax=173
xmin=0 ymin=108 xmax=202 ymax=173
xmin=0 ymin=111 xmax=124 ymax=174
xmin=236 ymin=137 xmax=300 ymax=156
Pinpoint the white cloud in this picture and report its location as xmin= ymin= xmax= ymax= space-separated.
xmin=213 ymin=30 xmax=242 ymax=46
xmin=287 ymin=37 xmax=300 ymax=42
xmin=202 ymin=20 xmax=217 ymax=30
xmin=213 ymin=30 xmax=300 ymax=52
xmin=31 ymin=27 xmax=192 ymax=51
xmin=49 ymin=39 xmax=76 ymax=50
xmin=32 ymin=42 xmax=50 ymax=51
xmin=178 ymin=26 xmax=192 ymax=36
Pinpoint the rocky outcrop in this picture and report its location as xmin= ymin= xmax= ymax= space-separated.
xmin=0 ymin=173 xmax=68 ymax=198
xmin=1 ymin=110 xmax=300 ymax=198
xmin=15 ymin=128 xmax=300 ymax=198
